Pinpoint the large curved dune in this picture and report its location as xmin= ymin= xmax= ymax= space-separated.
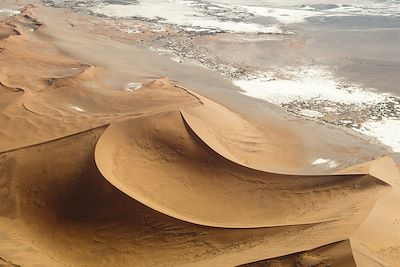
xmin=0 ymin=128 xmax=360 ymax=266
xmin=95 ymin=107 xmax=389 ymax=228
xmin=179 ymin=89 xmax=307 ymax=173
xmin=0 ymin=125 xmax=387 ymax=267
xmin=0 ymin=106 xmax=396 ymax=266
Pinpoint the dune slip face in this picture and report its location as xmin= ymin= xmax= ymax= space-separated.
xmin=95 ymin=108 xmax=389 ymax=229
xmin=0 ymin=2 xmax=400 ymax=267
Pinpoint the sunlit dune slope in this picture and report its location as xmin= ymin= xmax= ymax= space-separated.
xmin=0 ymin=106 xmax=393 ymax=266
xmin=239 ymin=240 xmax=356 ymax=267
xmin=0 ymin=128 xmax=364 ymax=267
xmin=178 ymin=89 xmax=305 ymax=172
xmin=0 ymin=9 xmax=199 ymax=152
xmin=95 ymin=108 xmax=389 ymax=228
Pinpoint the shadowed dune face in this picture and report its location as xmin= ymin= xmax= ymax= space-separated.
xmin=95 ymin=109 xmax=389 ymax=228
xmin=0 ymin=23 xmax=20 ymax=40
xmin=0 ymin=128 xmax=363 ymax=267
xmin=239 ymin=240 xmax=356 ymax=267
xmin=0 ymin=109 xmax=389 ymax=266
xmin=179 ymin=93 xmax=307 ymax=173
xmin=0 ymin=83 xmax=23 ymax=110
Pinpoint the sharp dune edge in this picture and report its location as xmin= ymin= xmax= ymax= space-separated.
xmin=95 ymin=109 xmax=388 ymax=229
xmin=0 ymin=4 xmax=400 ymax=267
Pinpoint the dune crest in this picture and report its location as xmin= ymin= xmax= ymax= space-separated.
xmin=95 ymin=106 xmax=389 ymax=228
xmin=178 ymin=88 xmax=312 ymax=173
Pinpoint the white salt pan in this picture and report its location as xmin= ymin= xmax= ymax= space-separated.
xmin=125 ymin=82 xmax=142 ymax=92
xmin=234 ymin=65 xmax=400 ymax=152
xmin=355 ymin=119 xmax=400 ymax=152
xmin=312 ymin=158 xmax=329 ymax=165
xmin=71 ymin=106 xmax=84 ymax=112
xmin=242 ymin=6 xmax=322 ymax=24
xmin=91 ymin=0 xmax=283 ymax=34
xmin=0 ymin=9 xmax=21 ymax=16
xmin=234 ymin=66 xmax=386 ymax=106
xmin=312 ymin=158 xmax=339 ymax=168
xmin=298 ymin=109 xmax=323 ymax=118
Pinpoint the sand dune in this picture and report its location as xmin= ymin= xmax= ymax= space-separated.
xmin=0 ymin=22 xmax=20 ymax=40
xmin=0 ymin=98 xmax=396 ymax=265
xmin=95 ymin=108 xmax=389 ymax=228
xmin=239 ymin=240 xmax=356 ymax=267
xmin=0 ymin=3 xmax=399 ymax=266
xmin=334 ymin=159 xmax=400 ymax=266
xmin=178 ymin=89 xmax=305 ymax=173
xmin=0 ymin=124 xmax=387 ymax=266
xmin=0 ymin=7 xmax=200 ymax=152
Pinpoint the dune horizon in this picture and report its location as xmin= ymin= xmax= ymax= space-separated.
xmin=1 ymin=1 xmax=399 ymax=266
